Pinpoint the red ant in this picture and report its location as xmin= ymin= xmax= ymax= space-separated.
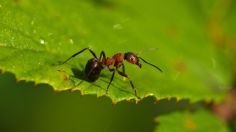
xmin=61 ymin=48 xmax=162 ymax=97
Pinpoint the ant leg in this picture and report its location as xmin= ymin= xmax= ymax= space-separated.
xmin=99 ymin=51 xmax=106 ymax=61
xmin=120 ymin=64 xmax=136 ymax=95
xmin=121 ymin=63 xmax=125 ymax=73
xmin=61 ymin=48 xmax=98 ymax=65
xmin=106 ymin=69 xmax=115 ymax=94
xmin=116 ymin=70 xmax=139 ymax=98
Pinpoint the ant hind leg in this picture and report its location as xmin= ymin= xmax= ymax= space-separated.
xmin=60 ymin=48 xmax=98 ymax=65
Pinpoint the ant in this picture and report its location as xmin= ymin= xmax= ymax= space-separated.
xmin=61 ymin=48 xmax=162 ymax=97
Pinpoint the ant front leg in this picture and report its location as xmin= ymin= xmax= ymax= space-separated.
xmin=106 ymin=68 xmax=115 ymax=94
xmin=61 ymin=48 xmax=98 ymax=65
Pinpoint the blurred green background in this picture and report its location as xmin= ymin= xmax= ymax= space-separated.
xmin=0 ymin=72 xmax=190 ymax=132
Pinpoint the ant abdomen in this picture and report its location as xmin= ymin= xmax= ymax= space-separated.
xmin=85 ymin=58 xmax=103 ymax=82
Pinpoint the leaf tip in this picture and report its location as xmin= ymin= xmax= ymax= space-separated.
xmin=176 ymin=96 xmax=181 ymax=102
xmin=135 ymin=99 xmax=140 ymax=104
xmin=15 ymin=78 xmax=20 ymax=83
xmin=111 ymin=101 xmax=117 ymax=106
xmin=155 ymin=97 xmax=161 ymax=104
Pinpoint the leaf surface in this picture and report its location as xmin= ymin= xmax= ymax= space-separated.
xmin=0 ymin=0 xmax=234 ymax=102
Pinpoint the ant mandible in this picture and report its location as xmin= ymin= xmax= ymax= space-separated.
xmin=61 ymin=48 xmax=162 ymax=97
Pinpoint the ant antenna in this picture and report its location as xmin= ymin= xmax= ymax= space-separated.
xmin=138 ymin=57 xmax=162 ymax=72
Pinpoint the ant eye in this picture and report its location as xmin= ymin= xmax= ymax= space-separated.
xmin=128 ymin=56 xmax=135 ymax=63
xmin=130 ymin=56 xmax=134 ymax=61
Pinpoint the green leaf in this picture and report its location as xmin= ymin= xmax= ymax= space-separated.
xmin=0 ymin=0 xmax=234 ymax=102
xmin=155 ymin=109 xmax=229 ymax=132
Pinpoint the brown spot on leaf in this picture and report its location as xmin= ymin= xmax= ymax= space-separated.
xmin=164 ymin=26 xmax=178 ymax=39
xmin=14 ymin=0 xmax=22 ymax=4
xmin=57 ymin=69 xmax=69 ymax=81
xmin=207 ymin=0 xmax=236 ymax=53
xmin=175 ymin=60 xmax=187 ymax=73
xmin=185 ymin=113 xmax=197 ymax=131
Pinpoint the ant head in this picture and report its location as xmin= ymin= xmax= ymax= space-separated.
xmin=124 ymin=52 xmax=142 ymax=68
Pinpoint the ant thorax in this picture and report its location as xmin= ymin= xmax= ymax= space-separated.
xmin=102 ymin=53 xmax=125 ymax=69
xmin=112 ymin=53 xmax=124 ymax=68
xmin=102 ymin=57 xmax=114 ymax=69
